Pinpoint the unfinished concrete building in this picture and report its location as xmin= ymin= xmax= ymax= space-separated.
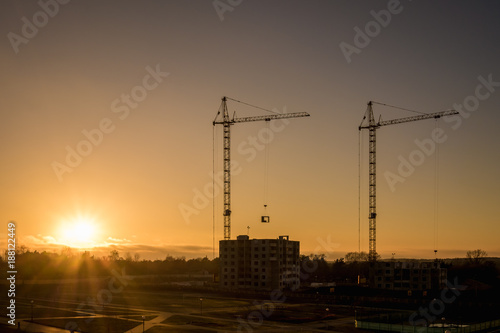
xmin=219 ymin=235 xmax=300 ymax=291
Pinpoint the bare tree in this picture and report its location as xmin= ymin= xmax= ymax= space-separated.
xmin=466 ymin=249 xmax=488 ymax=264
xmin=109 ymin=249 xmax=120 ymax=261
xmin=60 ymin=246 xmax=74 ymax=258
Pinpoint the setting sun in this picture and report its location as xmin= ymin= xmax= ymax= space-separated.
xmin=58 ymin=216 xmax=99 ymax=248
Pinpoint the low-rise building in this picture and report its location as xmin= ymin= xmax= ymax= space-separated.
xmin=219 ymin=235 xmax=300 ymax=291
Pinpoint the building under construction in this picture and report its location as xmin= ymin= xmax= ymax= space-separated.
xmin=219 ymin=235 xmax=300 ymax=291
xmin=369 ymin=260 xmax=447 ymax=291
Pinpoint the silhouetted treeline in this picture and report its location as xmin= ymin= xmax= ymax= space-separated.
xmin=300 ymin=254 xmax=369 ymax=284
xmin=300 ymin=252 xmax=500 ymax=290
xmin=446 ymin=259 xmax=500 ymax=287
xmin=1 ymin=248 xmax=219 ymax=280
xmin=3 ymin=247 xmax=498 ymax=289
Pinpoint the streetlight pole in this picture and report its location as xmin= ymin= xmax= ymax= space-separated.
xmin=200 ymin=298 xmax=203 ymax=316
xmin=30 ymin=300 xmax=34 ymax=322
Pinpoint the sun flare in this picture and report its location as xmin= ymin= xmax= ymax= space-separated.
xmin=59 ymin=216 xmax=99 ymax=248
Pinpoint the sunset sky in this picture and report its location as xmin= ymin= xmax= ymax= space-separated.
xmin=1 ymin=0 xmax=499 ymax=260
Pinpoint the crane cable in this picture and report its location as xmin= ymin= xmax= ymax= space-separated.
xmin=223 ymin=97 xmax=275 ymax=211
xmin=358 ymin=128 xmax=362 ymax=253
xmin=226 ymin=97 xmax=281 ymax=115
xmin=358 ymin=105 xmax=369 ymax=253
xmin=212 ymin=123 xmax=218 ymax=259
xmin=434 ymin=119 xmax=440 ymax=255
xmin=371 ymin=101 xmax=427 ymax=115
xmin=264 ymin=121 xmax=270 ymax=211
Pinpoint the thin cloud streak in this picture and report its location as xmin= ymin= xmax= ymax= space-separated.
xmin=5 ymin=234 xmax=213 ymax=260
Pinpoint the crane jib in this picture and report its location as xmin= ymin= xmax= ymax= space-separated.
xmin=232 ymin=112 xmax=310 ymax=124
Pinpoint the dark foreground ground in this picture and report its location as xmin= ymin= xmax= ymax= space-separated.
xmin=1 ymin=280 xmax=499 ymax=332
xmin=0 ymin=281 xmax=360 ymax=332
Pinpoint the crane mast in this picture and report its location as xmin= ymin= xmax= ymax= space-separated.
xmin=368 ymin=105 xmax=377 ymax=260
xmin=213 ymin=96 xmax=310 ymax=240
xmin=222 ymin=98 xmax=231 ymax=241
xmin=359 ymin=101 xmax=458 ymax=261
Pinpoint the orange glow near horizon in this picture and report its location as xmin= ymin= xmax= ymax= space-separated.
xmin=1 ymin=1 xmax=499 ymax=262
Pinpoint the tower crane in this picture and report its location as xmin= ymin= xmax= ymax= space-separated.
xmin=359 ymin=101 xmax=458 ymax=261
xmin=213 ymin=96 xmax=310 ymax=240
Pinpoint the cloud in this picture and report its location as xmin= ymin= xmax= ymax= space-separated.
xmin=89 ymin=243 xmax=213 ymax=260
xmin=106 ymin=237 xmax=132 ymax=244
xmin=24 ymin=234 xmax=58 ymax=245
xmin=5 ymin=233 xmax=213 ymax=260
